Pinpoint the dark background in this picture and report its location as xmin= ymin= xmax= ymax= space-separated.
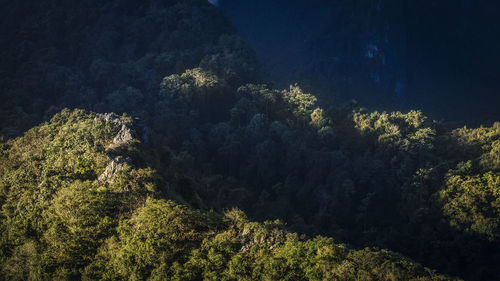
xmin=216 ymin=0 xmax=500 ymax=126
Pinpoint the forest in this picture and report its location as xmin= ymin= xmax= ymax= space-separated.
xmin=0 ymin=0 xmax=499 ymax=280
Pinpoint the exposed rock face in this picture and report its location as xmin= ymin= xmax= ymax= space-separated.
xmin=94 ymin=113 xmax=122 ymax=124
xmin=112 ymin=124 xmax=134 ymax=147
xmin=95 ymin=113 xmax=135 ymax=149
xmin=94 ymin=113 xmax=135 ymax=185
xmin=98 ymin=156 xmax=132 ymax=184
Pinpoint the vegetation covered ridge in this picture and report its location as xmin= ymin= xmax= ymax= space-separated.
xmin=152 ymin=67 xmax=500 ymax=280
xmin=0 ymin=0 xmax=499 ymax=280
xmin=0 ymin=109 xmax=455 ymax=280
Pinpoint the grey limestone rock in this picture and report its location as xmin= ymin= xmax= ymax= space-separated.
xmin=94 ymin=113 xmax=136 ymax=184
xmin=112 ymin=124 xmax=134 ymax=147
xmin=97 ymin=156 xmax=132 ymax=184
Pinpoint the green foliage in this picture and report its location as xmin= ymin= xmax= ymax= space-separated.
xmin=168 ymin=213 xmax=450 ymax=281
xmin=0 ymin=109 xmax=155 ymax=279
xmin=0 ymin=109 xmax=456 ymax=280
xmin=435 ymin=123 xmax=500 ymax=241
xmin=0 ymin=0 xmax=259 ymax=139
xmin=161 ymin=68 xmax=222 ymax=104
xmin=0 ymin=0 xmax=498 ymax=280
xmin=152 ymin=81 xmax=496 ymax=280
xmin=440 ymin=168 xmax=500 ymax=240
xmin=310 ymin=108 xmax=328 ymax=129
xmin=1 ymin=83 xmax=497 ymax=280
xmin=284 ymin=84 xmax=318 ymax=126
xmin=86 ymin=198 xmax=216 ymax=280
xmin=353 ymin=109 xmax=435 ymax=152
xmin=40 ymin=181 xmax=120 ymax=278
xmin=104 ymin=207 xmax=449 ymax=281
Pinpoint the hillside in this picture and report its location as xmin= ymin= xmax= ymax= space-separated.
xmin=217 ymin=0 xmax=500 ymax=124
xmin=0 ymin=109 xmax=454 ymax=280
xmin=0 ymin=0 xmax=258 ymax=139
xmin=0 ymin=0 xmax=499 ymax=280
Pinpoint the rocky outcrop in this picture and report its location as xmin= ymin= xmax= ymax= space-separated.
xmin=97 ymin=156 xmax=132 ymax=184
xmin=94 ymin=113 xmax=151 ymax=186
xmin=112 ymin=124 xmax=134 ymax=148
xmin=94 ymin=113 xmax=134 ymax=149
xmin=94 ymin=113 xmax=135 ymax=185
xmin=94 ymin=113 xmax=122 ymax=124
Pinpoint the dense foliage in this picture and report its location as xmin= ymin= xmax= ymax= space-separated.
xmin=153 ymin=73 xmax=499 ymax=280
xmin=0 ymin=110 xmax=453 ymax=280
xmin=0 ymin=0 xmax=499 ymax=280
xmin=0 ymin=0 xmax=258 ymax=139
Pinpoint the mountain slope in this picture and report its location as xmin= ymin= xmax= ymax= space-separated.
xmin=0 ymin=0 xmax=498 ymax=280
xmin=0 ymin=109 xmax=454 ymax=280
xmin=0 ymin=0 xmax=259 ymax=139
xmin=217 ymin=0 xmax=500 ymax=123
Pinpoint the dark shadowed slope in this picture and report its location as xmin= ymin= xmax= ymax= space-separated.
xmin=218 ymin=0 xmax=500 ymax=125
xmin=0 ymin=0 xmax=259 ymax=140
